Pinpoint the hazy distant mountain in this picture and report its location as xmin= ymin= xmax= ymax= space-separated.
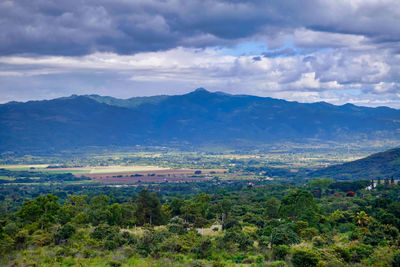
xmin=310 ymin=147 xmax=400 ymax=180
xmin=1 ymin=88 xmax=400 ymax=153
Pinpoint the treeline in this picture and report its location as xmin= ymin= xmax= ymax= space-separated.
xmin=0 ymin=169 xmax=90 ymax=184
xmin=1 ymin=180 xmax=400 ymax=266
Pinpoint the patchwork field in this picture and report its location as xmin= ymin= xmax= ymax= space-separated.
xmin=0 ymin=165 xmax=169 ymax=174
xmin=74 ymin=168 xmax=227 ymax=183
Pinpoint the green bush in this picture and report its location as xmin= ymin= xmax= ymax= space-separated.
xmin=312 ymin=236 xmax=325 ymax=248
xmin=300 ymin=227 xmax=318 ymax=241
xmin=167 ymin=216 xmax=188 ymax=235
xmin=348 ymin=244 xmax=373 ymax=262
xmin=55 ymin=223 xmax=75 ymax=244
xmin=222 ymin=217 xmax=241 ymax=230
xmin=291 ymin=248 xmax=319 ymax=267
xmin=269 ymin=260 xmax=287 ymax=267
xmin=109 ymin=260 xmax=122 ymax=267
xmin=90 ymin=224 xmax=116 ymax=240
xmin=270 ymin=225 xmax=300 ymax=246
xmin=332 ymin=246 xmax=350 ymax=262
xmin=367 ymin=246 xmax=395 ymax=267
xmin=192 ymin=237 xmax=213 ymax=259
xmin=337 ymin=223 xmax=355 ymax=233
xmin=393 ymin=252 xmax=400 ymax=267
xmin=273 ymin=245 xmax=289 ymax=260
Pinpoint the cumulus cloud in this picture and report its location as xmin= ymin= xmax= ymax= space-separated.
xmin=0 ymin=0 xmax=400 ymax=107
xmin=1 ymin=45 xmax=399 ymax=106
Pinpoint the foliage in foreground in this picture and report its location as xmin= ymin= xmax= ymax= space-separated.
xmin=1 ymin=179 xmax=400 ymax=266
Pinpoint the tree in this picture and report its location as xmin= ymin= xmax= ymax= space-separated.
xmin=181 ymin=194 xmax=211 ymax=227
xmin=58 ymin=195 xmax=88 ymax=224
xmin=192 ymin=237 xmax=213 ymax=259
xmin=167 ymin=216 xmax=188 ymax=235
xmin=219 ymin=198 xmax=232 ymax=223
xmin=273 ymin=245 xmax=289 ymax=260
xmin=108 ymin=203 xmax=123 ymax=226
xmin=392 ymin=252 xmax=400 ymax=267
xmin=279 ymin=190 xmax=319 ymax=225
xmin=134 ymin=189 xmax=162 ymax=226
xmin=17 ymin=194 xmax=60 ymax=229
xmin=308 ymin=179 xmax=332 ymax=198
xmin=87 ymin=195 xmax=111 ymax=226
xmin=355 ymin=211 xmax=369 ymax=226
xmin=169 ymin=198 xmax=184 ymax=217
xmin=264 ymin=197 xmax=279 ymax=219
xmin=55 ymin=223 xmax=75 ymax=244
xmin=270 ymin=225 xmax=300 ymax=246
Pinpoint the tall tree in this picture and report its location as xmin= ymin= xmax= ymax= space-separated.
xmin=134 ymin=189 xmax=162 ymax=226
xmin=279 ymin=190 xmax=319 ymax=226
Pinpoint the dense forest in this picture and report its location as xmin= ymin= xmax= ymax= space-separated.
xmin=1 ymin=178 xmax=400 ymax=266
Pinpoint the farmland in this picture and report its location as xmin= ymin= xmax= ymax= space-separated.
xmin=74 ymin=168 xmax=227 ymax=183
xmin=0 ymin=149 xmax=368 ymax=186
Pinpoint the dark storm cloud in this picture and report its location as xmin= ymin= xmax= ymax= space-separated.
xmin=1 ymin=0 xmax=399 ymax=56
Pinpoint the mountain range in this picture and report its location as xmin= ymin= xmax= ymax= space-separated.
xmin=1 ymin=88 xmax=400 ymax=153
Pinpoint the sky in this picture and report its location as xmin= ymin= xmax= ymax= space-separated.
xmin=0 ymin=0 xmax=400 ymax=107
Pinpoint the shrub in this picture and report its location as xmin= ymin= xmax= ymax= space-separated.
xmin=167 ymin=216 xmax=188 ymax=235
xmin=191 ymin=260 xmax=205 ymax=267
xmin=312 ymin=236 xmax=325 ymax=248
xmin=292 ymin=248 xmax=319 ymax=267
xmin=348 ymin=244 xmax=373 ymax=262
xmin=270 ymin=225 xmax=300 ymax=246
xmin=300 ymin=227 xmax=318 ymax=241
xmin=82 ymin=249 xmax=97 ymax=258
xmin=337 ymin=223 xmax=355 ymax=233
xmin=192 ymin=237 xmax=213 ymax=259
xmin=109 ymin=260 xmax=122 ymax=267
xmin=55 ymin=223 xmax=75 ymax=244
xmin=269 ymin=261 xmax=286 ymax=267
xmin=230 ymin=253 xmax=246 ymax=263
xmin=222 ymin=217 xmax=241 ymax=230
xmin=273 ymin=245 xmax=290 ymax=260
xmin=14 ymin=230 xmax=28 ymax=249
xmin=332 ymin=246 xmax=350 ymax=262
xmin=91 ymin=224 xmax=116 ymax=240
xmin=212 ymin=260 xmax=226 ymax=267
xmin=393 ymin=252 xmax=400 ymax=267
xmin=367 ymin=246 xmax=395 ymax=267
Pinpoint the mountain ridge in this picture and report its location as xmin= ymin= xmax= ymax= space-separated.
xmin=310 ymin=147 xmax=400 ymax=180
xmin=1 ymin=89 xmax=400 ymax=153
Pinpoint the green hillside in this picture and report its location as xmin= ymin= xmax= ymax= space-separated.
xmin=310 ymin=147 xmax=400 ymax=180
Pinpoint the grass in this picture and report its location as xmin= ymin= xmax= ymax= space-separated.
xmin=0 ymin=164 xmax=49 ymax=170
xmin=88 ymin=166 xmax=169 ymax=174
xmin=39 ymin=170 xmax=90 ymax=174
xmin=0 ymin=176 xmax=15 ymax=180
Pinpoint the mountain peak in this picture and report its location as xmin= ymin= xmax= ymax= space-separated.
xmin=193 ymin=88 xmax=209 ymax=93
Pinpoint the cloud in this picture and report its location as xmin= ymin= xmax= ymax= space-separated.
xmin=1 ymin=45 xmax=400 ymax=106
xmin=0 ymin=0 xmax=400 ymax=107
xmin=0 ymin=0 xmax=399 ymax=56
